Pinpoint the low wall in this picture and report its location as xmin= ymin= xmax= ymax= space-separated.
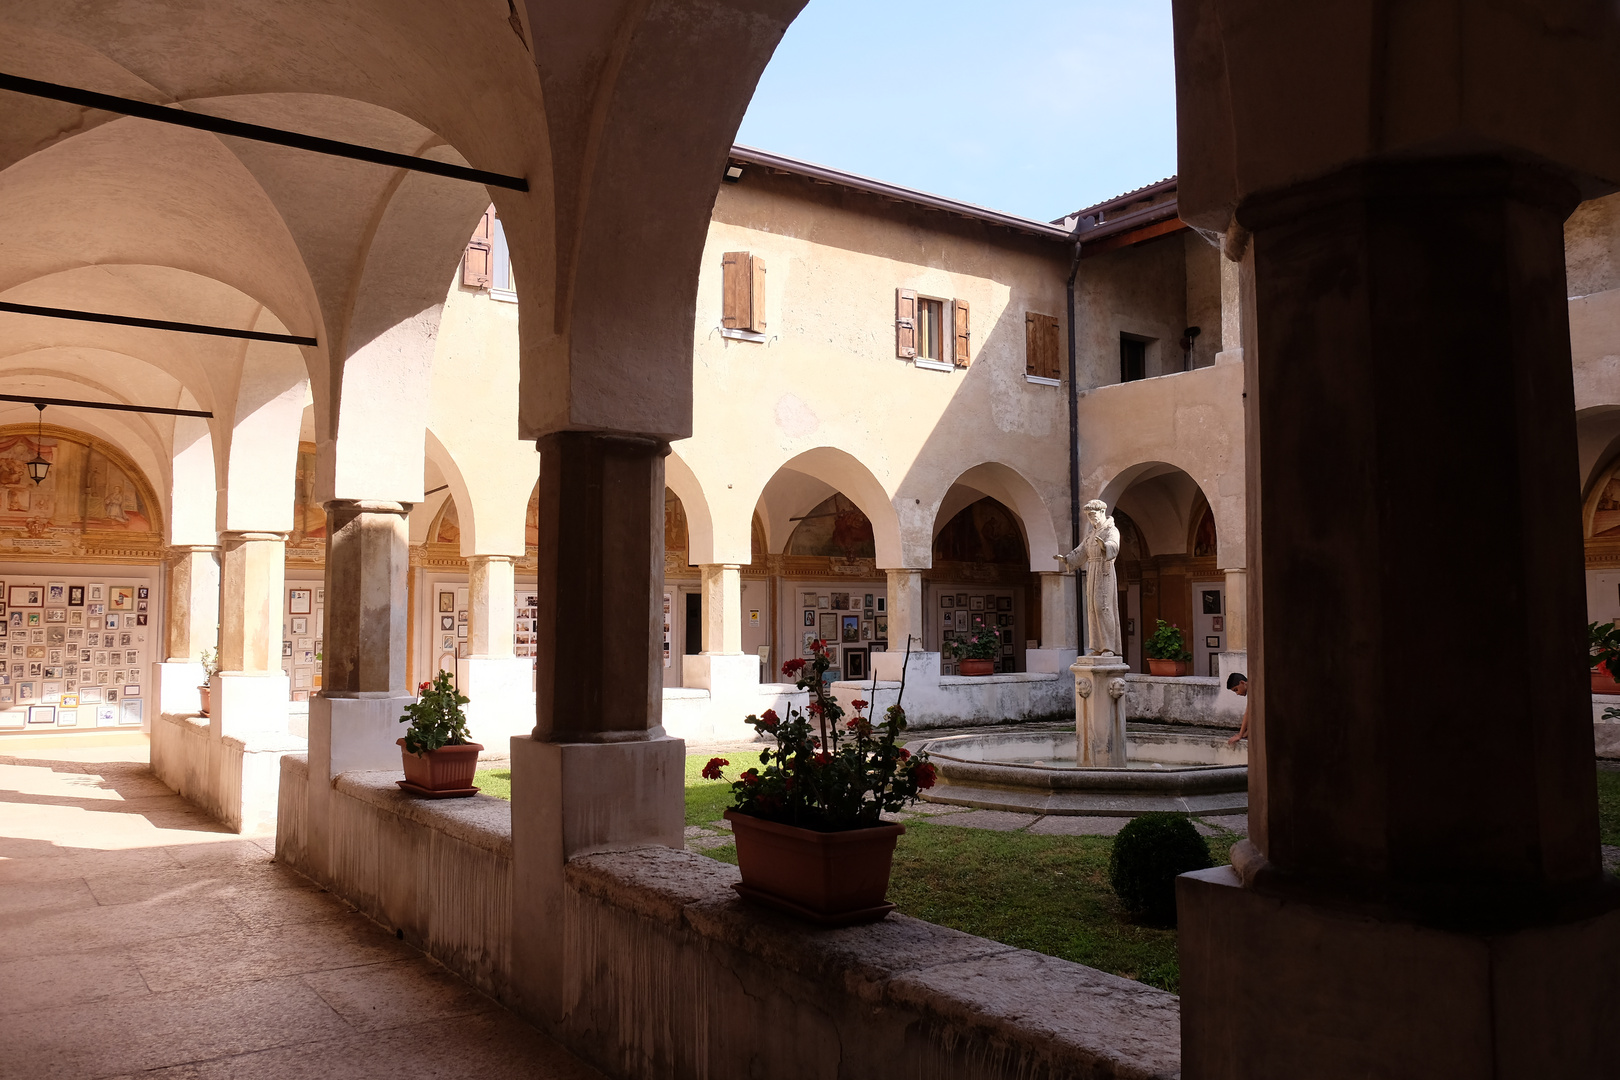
xmin=662 ymin=683 xmax=806 ymax=743
xmin=1592 ymin=696 xmax=1620 ymax=758
xmin=279 ymin=760 xmax=1182 ymax=1079
xmin=831 ymin=672 xmax=1072 ymax=729
xmin=276 ymin=757 xmax=515 ymax=1000
xmin=150 ymin=711 xmax=300 ymax=834
xmin=1125 ymin=674 xmax=1243 ymax=729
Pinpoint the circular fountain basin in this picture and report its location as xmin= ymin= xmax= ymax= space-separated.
xmin=918 ymin=727 xmax=1247 ymax=816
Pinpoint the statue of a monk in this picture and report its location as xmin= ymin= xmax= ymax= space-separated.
xmin=1055 ymin=499 xmax=1122 ymax=656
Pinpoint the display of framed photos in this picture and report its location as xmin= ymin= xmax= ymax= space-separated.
xmin=288 ymin=588 xmax=312 ymax=614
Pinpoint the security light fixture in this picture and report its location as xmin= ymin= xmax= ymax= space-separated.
xmin=26 ymin=403 xmax=48 ymax=484
xmin=723 ymin=163 xmax=744 ymax=183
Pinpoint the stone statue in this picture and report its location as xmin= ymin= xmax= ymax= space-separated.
xmin=1055 ymin=499 xmax=1122 ymax=656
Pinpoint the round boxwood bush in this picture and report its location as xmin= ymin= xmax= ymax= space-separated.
xmin=1108 ymin=812 xmax=1213 ymax=926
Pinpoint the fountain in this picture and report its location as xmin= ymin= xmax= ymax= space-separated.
xmin=917 ymin=500 xmax=1247 ymax=816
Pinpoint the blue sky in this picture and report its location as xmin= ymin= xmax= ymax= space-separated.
xmin=735 ymin=0 xmax=1178 ymax=224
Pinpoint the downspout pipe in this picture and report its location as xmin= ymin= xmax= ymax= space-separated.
xmin=1066 ymin=237 xmax=1084 ymax=655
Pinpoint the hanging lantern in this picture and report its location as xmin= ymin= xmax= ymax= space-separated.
xmin=26 ymin=403 xmax=48 ymax=484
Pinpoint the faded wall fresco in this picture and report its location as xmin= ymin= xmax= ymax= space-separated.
xmin=932 ymin=497 xmax=1026 ymax=565
xmin=786 ymin=494 xmax=875 ymax=559
xmin=292 ymin=442 xmax=326 ymax=543
xmin=0 ymin=428 xmax=160 ymax=539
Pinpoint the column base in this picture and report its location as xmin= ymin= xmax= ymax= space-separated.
xmin=1178 ymin=866 xmax=1620 ymax=1079
xmin=871 ymin=648 xmax=941 ymax=683
xmin=307 ymin=693 xmax=413 ymax=778
xmin=456 ymin=656 xmax=535 ymax=747
xmin=1026 ymin=647 xmax=1079 ymax=674
xmin=675 ymin=653 xmax=766 ymax=742
xmin=157 ymin=661 xmax=205 ymax=718
xmin=212 ymin=671 xmax=291 ymax=738
xmin=509 ymin=734 xmax=685 ymax=1030
xmin=1071 ymin=655 xmax=1130 ymax=767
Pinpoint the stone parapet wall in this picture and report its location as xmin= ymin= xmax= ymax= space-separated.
xmin=150 ymin=711 xmax=297 ymax=833
xmin=1124 ymin=674 xmax=1243 ymax=729
xmin=560 ymin=847 xmax=1182 ymax=1080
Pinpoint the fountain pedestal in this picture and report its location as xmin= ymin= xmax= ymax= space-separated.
xmin=1071 ymin=655 xmax=1131 ymax=767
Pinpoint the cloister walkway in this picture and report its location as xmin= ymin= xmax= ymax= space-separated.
xmin=0 ymin=739 xmax=601 ymax=1080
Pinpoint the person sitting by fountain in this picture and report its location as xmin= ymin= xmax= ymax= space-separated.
xmin=1225 ymin=672 xmax=1250 ymax=746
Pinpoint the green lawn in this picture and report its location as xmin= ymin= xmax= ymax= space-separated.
xmin=473 ymin=768 xmax=511 ymax=800
xmin=1599 ymin=765 xmax=1620 ymax=846
xmin=478 ymin=757 xmax=1620 ymax=995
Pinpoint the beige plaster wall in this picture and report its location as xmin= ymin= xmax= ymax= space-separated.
xmin=674 ymin=173 xmax=1075 ymax=570
xmin=1076 ymin=233 xmax=1189 ymax=387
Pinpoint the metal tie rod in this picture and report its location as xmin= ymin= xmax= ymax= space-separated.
xmin=0 ymin=393 xmax=213 ymax=419
xmin=0 ymin=72 xmax=528 ymax=192
xmin=0 ymin=300 xmax=317 ymax=346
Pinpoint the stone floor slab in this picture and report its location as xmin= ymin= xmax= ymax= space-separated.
xmin=928 ymin=809 xmax=1040 ymax=832
xmin=1025 ymin=815 xmax=1128 ymax=836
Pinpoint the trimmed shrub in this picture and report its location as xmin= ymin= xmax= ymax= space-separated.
xmin=1108 ymin=813 xmax=1212 ymax=927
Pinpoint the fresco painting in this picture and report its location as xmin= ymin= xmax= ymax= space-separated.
xmin=932 ymin=497 xmax=1025 ymax=565
xmin=787 ymin=494 xmax=875 ymax=559
xmin=0 ymin=430 xmax=158 ymax=536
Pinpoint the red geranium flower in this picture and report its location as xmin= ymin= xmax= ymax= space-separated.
xmin=807 ymin=700 xmax=822 ymax=716
xmin=850 ymin=699 xmax=868 ymax=714
xmin=760 ymin=709 xmax=779 ymax=728
xmin=701 ymin=757 xmax=728 ymax=781
xmin=814 ymin=752 xmax=830 ymax=765
xmin=418 ymin=681 xmax=431 ymax=693
xmin=782 ymin=658 xmax=806 ymax=676
xmin=741 ymin=769 xmax=760 ymax=786
xmin=897 ymin=746 xmax=911 ymax=760
xmin=912 ymin=761 xmax=937 ymax=789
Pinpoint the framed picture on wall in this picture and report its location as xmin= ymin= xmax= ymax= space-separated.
xmin=110 ymin=587 xmax=134 ymax=611
xmin=943 ymin=611 xmax=955 ymax=629
xmin=956 ymin=593 xmax=968 ymax=607
xmin=68 ymin=586 xmax=84 ymax=607
xmin=819 ymin=613 xmax=838 ymax=642
xmin=818 ymin=595 xmax=830 ymax=610
xmin=1203 ymin=590 xmax=1222 ymax=615
xmin=120 ymin=698 xmax=143 ymax=726
xmin=998 ymin=613 xmax=1013 ymax=627
xmin=46 ymin=583 xmax=66 ymax=604
xmin=68 ymin=610 xmax=83 ymax=627
xmin=7 ymin=586 xmax=42 ymax=608
xmin=997 ymin=596 xmax=1013 ymax=612
xmin=875 ymin=616 xmax=888 ymax=639
xmin=841 ymin=615 xmax=859 ymax=643
xmin=80 ymin=687 xmax=102 ymax=704
xmin=87 ymin=584 xmax=105 ymax=603
xmin=137 ymin=587 xmax=149 ymax=600
xmin=282 ymin=640 xmax=293 ymax=657
xmin=441 ymin=615 xmax=455 ymax=631
xmin=970 ymin=596 xmax=985 ymax=611
xmin=803 ymin=609 xmax=815 ymax=626
xmin=439 ymin=591 xmax=455 ymax=613
xmin=802 ymin=631 xmax=818 ymax=657
xmin=876 ymin=597 xmax=886 ymax=613
xmin=801 ymin=592 xmax=817 ymax=609
xmin=1211 ymin=616 xmax=1224 ymax=632
xmin=291 ymin=617 xmax=308 ymax=635
xmin=289 ymin=589 xmax=312 ymax=615
xmin=940 ymin=593 xmax=953 ymax=609
xmin=863 ymin=594 xmax=875 ymax=610
xmin=844 ymin=648 xmax=867 ymax=681
xmin=1205 ymin=635 xmax=1221 ymax=648
xmin=862 ymin=620 xmax=872 ymax=640
xmin=26 ymin=704 xmax=54 ymax=725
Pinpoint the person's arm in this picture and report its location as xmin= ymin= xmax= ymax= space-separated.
xmin=1228 ymin=696 xmax=1250 ymax=745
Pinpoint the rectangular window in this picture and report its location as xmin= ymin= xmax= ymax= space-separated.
xmin=917 ymin=298 xmax=944 ymax=361
xmin=490 ymin=216 xmax=516 ymax=301
xmin=1026 ymin=312 xmax=1061 ymax=382
xmin=1120 ymin=335 xmax=1147 ymax=382
xmin=721 ymin=252 xmax=766 ymax=335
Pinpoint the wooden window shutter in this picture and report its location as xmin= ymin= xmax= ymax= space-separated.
xmin=1026 ymin=313 xmax=1061 ymax=379
xmin=463 ymin=205 xmax=494 ymax=288
xmin=896 ymin=288 xmax=917 ymax=358
xmin=953 ymin=298 xmax=971 ymax=367
xmin=722 ymin=252 xmax=766 ymax=331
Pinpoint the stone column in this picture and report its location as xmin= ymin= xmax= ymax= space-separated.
xmin=511 ymin=432 xmax=684 ymax=1028
xmin=468 ymin=554 xmax=516 ymax=657
xmin=1216 ymin=566 xmax=1247 ymax=681
xmin=460 ymin=554 xmax=533 ymax=746
xmin=1176 ymin=159 xmax=1620 ymax=1075
xmin=159 ymin=544 xmax=219 ymax=717
xmin=213 ymin=531 xmax=289 ymax=733
xmin=680 ymin=563 xmax=758 ymax=739
xmin=870 ymin=567 xmax=935 ymax=685
xmin=308 ymin=500 xmax=413 ymax=778
xmin=1027 ymin=570 xmax=1079 ymax=673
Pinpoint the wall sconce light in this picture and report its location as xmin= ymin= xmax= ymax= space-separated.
xmin=723 ymin=163 xmax=744 ymax=184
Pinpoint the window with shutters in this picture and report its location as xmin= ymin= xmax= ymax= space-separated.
xmin=1025 ymin=312 xmax=1061 ymax=385
xmin=897 ymin=289 xmax=970 ymax=371
xmin=1120 ymin=334 xmax=1148 ymax=382
xmin=720 ymin=252 xmax=766 ymax=339
xmin=462 ymin=204 xmax=518 ymax=303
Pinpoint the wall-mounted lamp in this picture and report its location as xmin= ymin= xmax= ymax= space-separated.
xmin=722 ymin=163 xmax=744 ymax=184
xmin=26 ymin=403 xmax=48 ymax=484
xmin=1179 ymin=325 xmax=1202 ymax=370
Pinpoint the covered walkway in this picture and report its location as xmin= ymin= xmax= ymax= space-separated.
xmin=0 ymin=739 xmax=600 ymax=1080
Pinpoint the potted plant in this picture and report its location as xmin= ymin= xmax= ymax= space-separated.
xmin=705 ymin=638 xmax=936 ymax=925
xmin=945 ymin=630 xmax=999 ymax=676
xmin=198 ymin=647 xmax=220 ymax=716
xmin=1590 ymin=620 xmax=1620 ymax=695
xmin=1144 ymin=619 xmax=1192 ymax=676
xmin=396 ymin=670 xmax=483 ymax=797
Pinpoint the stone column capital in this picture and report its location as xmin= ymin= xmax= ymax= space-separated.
xmin=220 ymin=530 xmax=289 ymax=544
xmin=468 ymin=553 xmax=517 ymax=567
xmin=322 ymin=499 xmax=412 ymax=517
xmin=168 ymin=543 xmax=221 ymax=555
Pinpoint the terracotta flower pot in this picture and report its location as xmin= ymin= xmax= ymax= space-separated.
xmin=958 ymin=658 xmax=995 ymax=676
xmin=1593 ymin=660 xmax=1620 ymax=696
xmin=396 ymin=739 xmax=484 ymax=798
xmin=724 ymin=809 xmax=905 ymax=926
xmin=1147 ymin=658 xmax=1189 ymax=677
xmin=197 ymin=684 xmax=211 ymax=717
